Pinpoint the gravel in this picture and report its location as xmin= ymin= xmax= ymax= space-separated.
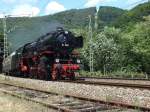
xmin=0 ymin=74 xmax=150 ymax=109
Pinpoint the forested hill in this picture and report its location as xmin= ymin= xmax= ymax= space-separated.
xmin=0 ymin=2 xmax=150 ymax=33
xmin=0 ymin=7 xmax=96 ymax=33
xmin=0 ymin=7 xmax=96 ymax=34
xmin=49 ymin=7 xmax=96 ymax=28
xmin=98 ymin=6 xmax=125 ymax=27
xmin=0 ymin=6 xmax=125 ymax=33
xmin=114 ymin=2 xmax=150 ymax=29
xmin=50 ymin=6 xmax=126 ymax=28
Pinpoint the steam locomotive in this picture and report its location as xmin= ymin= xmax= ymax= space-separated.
xmin=2 ymin=28 xmax=83 ymax=80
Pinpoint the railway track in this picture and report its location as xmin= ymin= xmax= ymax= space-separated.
xmin=54 ymin=79 xmax=150 ymax=111
xmin=0 ymin=83 xmax=122 ymax=112
xmin=73 ymin=77 xmax=150 ymax=90
xmin=79 ymin=76 xmax=150 ymax=81
xmin=0 ymin=74 xmax=150 ymax=111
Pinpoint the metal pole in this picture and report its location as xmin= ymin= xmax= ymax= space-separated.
xmin=2 ymin=14 xmax=31 ymax=58
xmin=3 ymin=14 xmax=9 ymax=60
xmin=94 ymin=10 xmax=98 ymax=31
xmin=88 ymin=15 xmax=93 ymax=72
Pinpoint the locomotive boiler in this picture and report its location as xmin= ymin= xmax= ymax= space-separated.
xmin=3 ymin=27 xmax=83 ymax=80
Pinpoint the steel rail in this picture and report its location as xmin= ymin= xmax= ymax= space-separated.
xmin=59 ymin=79 xmax=150 ymax=90
xmin=78 ymin=76 xmax=150 ymax=81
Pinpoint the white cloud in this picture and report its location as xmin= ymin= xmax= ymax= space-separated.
xmin=84 ymin=0 xmax=117 ymax=7
xmin=0 ymin=13 xmax=4 ymax=18
xmin=84 ymin=0 xmax=103 ymax=7
xmin=11 ymin=4 xmax=40 ymax=17
xmin=45 ymin=1 xmax=66 ymax=15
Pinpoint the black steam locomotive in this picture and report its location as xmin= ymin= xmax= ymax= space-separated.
xmin=3 ymin=28 xmax=83 ymax=80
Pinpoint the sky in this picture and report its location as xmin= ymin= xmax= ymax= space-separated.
xmin=0 ymin=0 xmax=148 ymax=17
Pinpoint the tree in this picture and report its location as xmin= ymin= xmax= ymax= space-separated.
xmin=122 ymin=16 xmax=150 ymax=74
xmin=82 ymin=27 xmax=124 ymax=73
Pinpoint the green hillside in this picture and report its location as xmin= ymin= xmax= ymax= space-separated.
xmin=114 ymin=2 xmax=150 ymax=29
xmin=50 ymin=7 xmax=96 ymax=28
xmin=0 ymin=6 xmax=125 ymax=34
xmin=0 ymin=7 xmax=96 ymax=33
xmin=98 ymin=6 xmax=126 ymax=27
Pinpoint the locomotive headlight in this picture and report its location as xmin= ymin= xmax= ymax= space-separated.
xmin=62 ymin=43 xmax=69 ymax=47
xmin=77 ymin=59 xmax=80 ymax=64
xmin=55 ymin=59 xmax=60 ymax=63
xmin=65 ymin=31 xmax=68 ymax=34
